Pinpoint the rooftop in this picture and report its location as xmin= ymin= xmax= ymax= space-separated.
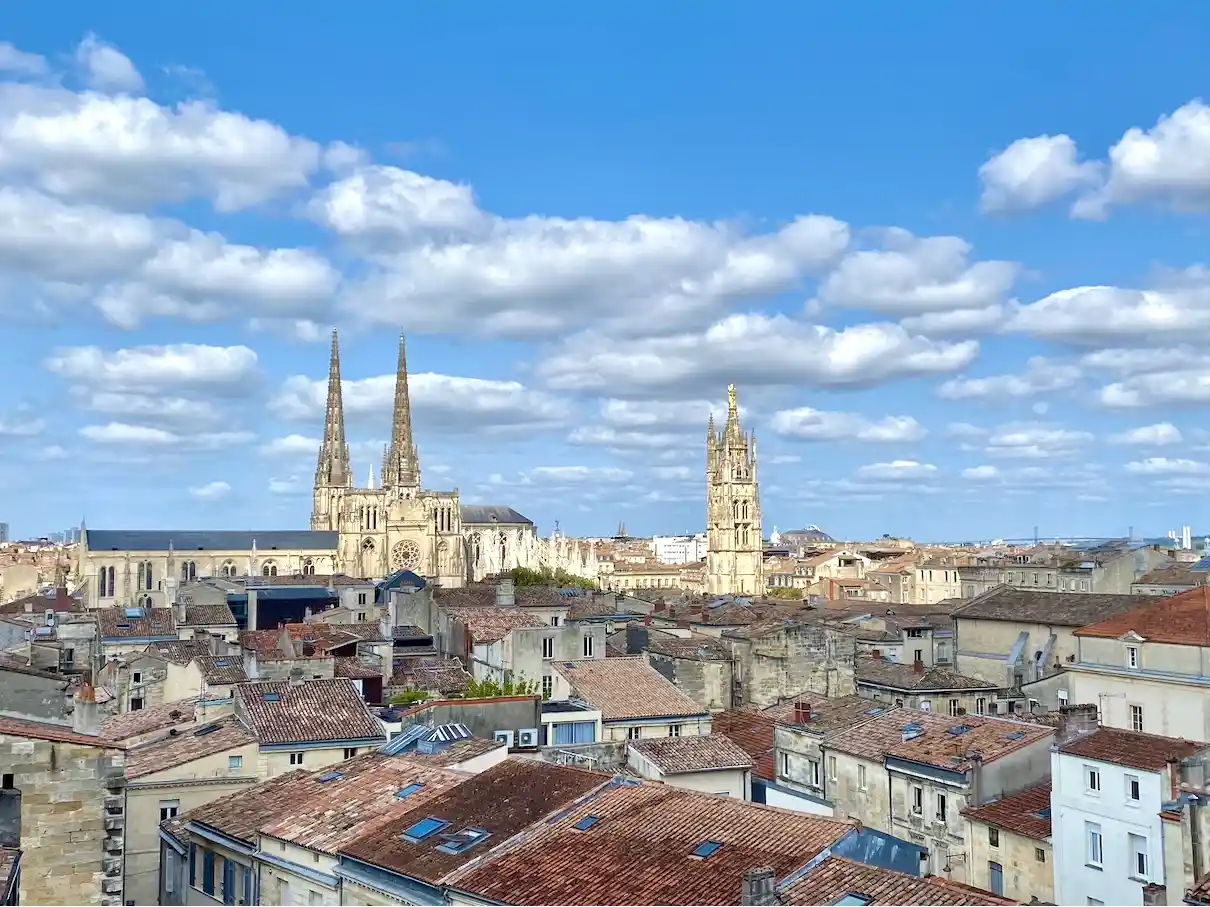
xmin=180 ymin=769 xmax=319 ymax=844
xmin=96 ymin=606 xmax=177 ymax=639
xmin=235 ymin=678 xmax=386 ymax=746
xmin=145 ymin=640 xmax=212 ymax=663
xmin=1136 ymin=564 xmax=1205 ymax=586
xmin=961 ymin=782 xmax=1053 ymax=842
xmin=85 ymin=529 xmax=338 ymax=552
xmin=124 ymin=716 xmax=255 ymax=780
xmin=459 ymin=505 xmax=533 ymax=525
xmin=1074 ymin=586 xmax=1210 ymax=646
xmin=854 ymin=657 xmax=998 ymax=693
xmin=443 ymin=779 xmax=854 ymax=906
xmin=0 ymin=715 xmax=123 ymax=748
xmin=711 ymin=709 xmax=776 ymax=781
xmin=195 ymin=655 xmax=248 ymax=684
xmin=339 ymin=758 xmax=606 ymax=884
xmin=764 ymin=693 xmax=895 ymax=736
xmin=100 ymin=697 xmax=197 ymax=742
xmin=780 ymin=856 xmax=1016 ymax=906
xmin=885 ymin=715 xmax=1054 ymax=772
xmin=396 ymin=737 xmax=505 ymax=768
xmin=551 ymin=657 xmax=709 ymax=721
xmin=629 ymin=734 xmax=754 ymax=774
xmin=391 ymin=658 xmax=473 ymax=694
xmin=182 ymin=602 xmax=237 ymax=627
xmin=645 ymin=631 xmax=732 ymax=661
xmin=951 ymin=587 xmax=1153 ymax=627
xmin=445 ymin=607 xmax=546 ymax=644
xmin=1058 ymin=726 xmax=1206 ymax=772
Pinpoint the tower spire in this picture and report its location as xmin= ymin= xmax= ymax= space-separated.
xmin=315 ymin=329 xmax=352 ymax=489
xmin=382 ymin=332 xmax=420 ymax=489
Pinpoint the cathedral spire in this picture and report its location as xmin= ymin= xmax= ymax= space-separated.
xmin=382 ymin=332 xmax=420 ymax=489
xmin=315 ymin=329 xmax=351 ymax=489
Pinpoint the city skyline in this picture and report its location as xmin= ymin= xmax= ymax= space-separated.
xmin=3 ymin=6 xmax=1210 ymax=540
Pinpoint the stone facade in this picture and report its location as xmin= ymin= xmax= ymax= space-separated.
xmin=725 ymin=623 xmax=856 ymax=709
xmin=705 ymin=385 xmax=763 ymax=596
xmin=0 ymin=723 xmax=125 ymax=906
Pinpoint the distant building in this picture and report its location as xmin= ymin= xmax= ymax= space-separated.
xmin=706 ymin=385 xmax=763 ymax=596
xmin=0 ymin=524 xmax=7 ymax=544
xmin=651 ymin=534 xmax=708 ymax=565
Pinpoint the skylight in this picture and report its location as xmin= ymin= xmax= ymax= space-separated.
xmin=316 ymin=771 xmax=343 ymax=783
xmin=437 ymin=828 xmax=490 ymax=855
xmin=193 ymin=725 xmax=221 ymax=738
xmin=691 ymin=840 xmax=723 ymax=859
xmin=262 ymin=692 xmax=280 ymax=702
xmin=123 ymin=607 xmax=145 ymax=619
xmin=573 ymin=816 xmax=600 ymax=831
xmin=1033 ymin=807 xmax=1052 ymax=820
xmin=1005 ymin=730 xmax=1026 ymax=741
xmin=903 ymin=722 xmax=923 ymax=733
xmin=834 ymin=895 xmax=873 ymax=906
xmin=403 ymin=817 xmax=449 ymax=843
xmin=395 ymin=783 xmax=424 ymax=799
xmin=947 ymin=725 xmax=972 ymax=737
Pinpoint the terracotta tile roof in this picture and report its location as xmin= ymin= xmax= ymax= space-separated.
xmin=781 ymin=856 xmax=1016 ymax=906
xmin=855 ymin=657 xmax=998 ymax=693
xmin=0 ymin=847 xmax=19 ymax=901
xmin=340 ymin=759 xmax=608 ymax=883
xmin=1136 ymin=564 xmax=1205 ymax=586
xmin=646 ymin=631 xmax=732 ymax=661
xmin=397 ymin=737 xmax=505 ymax=767
xmin=1058 ymin=726 xmax=1206 ymax=772
xmin=446 ymin=607 xmax=546 ymax=644
xmin=195 ymin=655 xmax=247 ymax=684
xmin=96 ymin=606 xmax=177 ymax=638
xmin=828 ymin=710 xmax=1001 ymax=764
xmin=1074 ymin=586 xmax=1210 ymax=646
xmin=146 ymin=640 xmax=212 ymax=663
xmin=259 ymin=754 xmax=466 ymax=853
xmin=391 ymin=658 xmax=472 ymax=694
xmin=961 ymin=782 xmax=1052 ymax=842
xmin=764 ymin=693 xmax=895 ymax=735
xmin=238 ymin=629 xmax=280 ymax=655
xmin=100 ymin=698 xmax=197 ymax=741
xmin=287 ymin=622 xmax=390 ymax=646
xmin=182 ymin=602 xmax=237 ymax=627
xmin=551 ymin=657 xmax=708 ymax=721
xmin=183 ymin=769 xmax=317 ymax=843
xmin=235 ymin=678 xmax=387 ymax=745
xmin=712 ymin=709 xmax=776 ymax=781
xmin=951 ymin=587 xmax=1153 ymax=627
xmin=124 ymin=715 xmax=255 ymax=779
xmin=160 ymin=813 xmax=191 ymax=847
xmin=568 ymin=597 xmax=628 ymax=620
xmin=433 ymin=585 xmax=496 ymax=609
xmin=0 ymin=587 xmax=76 ymax=614
xmin=885 ymin=715 xmax=1054 ymax=772
xmin=334 ymin=656 xmax=382 ymax=679
xmin=0 ymin=715 xmax=124 ymax=748
xmin=630 ymin=733 xmax=754 ymax=774
xmin=443 ymin=780 xmax=854 ymax=905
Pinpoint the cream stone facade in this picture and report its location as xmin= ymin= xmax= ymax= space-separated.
xmin=706 ymin=385 xmax=763 ymax=597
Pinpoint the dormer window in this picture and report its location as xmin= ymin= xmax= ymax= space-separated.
xmin=1125 ymin=644 xmax=1140 ymax=669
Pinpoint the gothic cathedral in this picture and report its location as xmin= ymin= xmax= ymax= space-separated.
xmin=706 ymin=385 xmax=764 ymax=596
xmin=311 ymin=330 xmax=466 ymax=586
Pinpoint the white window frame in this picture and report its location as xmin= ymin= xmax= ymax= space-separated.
xmin=289 ymin=752 xmax=304 ymax=766
xmin=582 ymin=635 xmax=594 ymax=658
xmin=1129 ymin=832 xmax=1148 ymax=880
xmin=1130 ymin=703 xmax=1144 ymax=732
xmin=228 ymin=755 xmax=243 ymax=771
xmin=1086 ymin=822 xmax=1103 ymax=867
xmin=542 ymin=636 xmax=554 ymax=660
xmin=911 ymin=785 xmax=923 ymax=814
xmin=1085 ymin=765 xmax=1101 ymax=794
xmin=936 ymin=792 xmax=948 ymax=822
xmin=1125 ymin=773 xmax=1141 ymax=804
xmin=1126 ymin=644 xmax=1140 ymax=669
xmin=858 ymin=763 xmax=868 ymax=791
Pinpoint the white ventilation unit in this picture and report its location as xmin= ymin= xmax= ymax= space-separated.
xmin=44 ymin=609 xmax=56 ymax=627
xmin=494 ymin=730 xmax=515 ymax=747
xmin=517 ymin=728 xmax=539 ymax=748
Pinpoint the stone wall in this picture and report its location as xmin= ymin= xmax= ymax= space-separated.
xmin=0 ymin=733 xmax=125 ymax=906
xmin=731 ymin=624 xmax=856 ymax=708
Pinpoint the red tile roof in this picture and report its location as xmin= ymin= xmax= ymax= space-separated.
xmin=764 ymin=693 xmax=895 ymax=735
xmin=781 ymin=856 xmax=1017 ymax=905
xmin=961 ymin=782 xmax=1052 ymax=841
xmin=711 ymin=709 xmax=776 ymax=781
xmin=885 ymin=715 xmax=1053 ymax=772
xmin=0 ymin=716 xmax=123 ymax=748
xmin=1074 ymin=586 xmax=1210 ymax=646
xmin=100 ymin=698 xmax=197 ymax=741
xmin=1058 ymin=726 xmax=1206 ymax=772
xmin=443 ymin=781 xmax=854 ymax=905
xmin=630 ymin=734 xmax=754 ymax=774
xmin=551 ymin=657 xmax=708 ymax=721
xmin=124 ymin=716 xmax=255 ymax=779
xmin=235 ymin=678 xmax=386 ymax=745
xmin=96 ymin=606 xmax=177 ymax=638
xmin=181 ymin=770 xmax=317 ymax=844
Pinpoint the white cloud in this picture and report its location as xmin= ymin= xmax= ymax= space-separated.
xmin=1098 ymin=370 xmax=1210 ymax=409
xmin=75 ymin=33 xmax=145 ymax=94
xmin=268 ymin=475 xmax=307 ymax=495
xmin=946 ymin=422 xmax=989 ymax=440
xmin=269 ymin=371 xmax=570 ymax=434
xmin=962 ymin=465 xmax=1000 ymax=481
xmin=652 ymin=465 xmax=694 ymax=482
xmin=79 ymin=422 xmax=252 ymax=449
xmin=767 ymin=454 xmax=801 ymax=465
xmin=816 ymin=229 xmax=1018 ymax=316
xmin=600 ymin=398 xmax=730 ymax=430
xmin=0 ymin=415 xmax=44 ymax=437
xmin=769 ymin=407 xmax=925 ymax=443
xmin=539 ymin=313 xmax=977 ymax=396
xmin=0 ymin=43 xmax=48 ymax=77
xmin=47 ymin=343 xmax=258 ymax=390
xmin=937 ymin=356 xmax=1082 ymax=400
xmin=1124 ymin=457 xmax=1210 ymax=476
xmin=958 ymin=463 xmax=1104 ymax=492
xmin=900 ymin=304 xmax=1008 ymax=336
xmin=1108 ymin=423 xmax=1183 ymax=446
xmin=259 ymin=434 xmax=321 ymax=458
xmin=856 ymin=460 xmax=937 ymax=480
xmin=982 ymin=423 xmax=1093 ymax=459
xmin=40 ymin=444 xmax=67 ymax=459
xmin=188 ymin=480 xmax=230 ymax=501
xmin=978 ymin=135 xmax=1101 ymax=212
xmin=567 ymin=425 xmax=687 ymax=451
xmin=526 ymin=465 xmax=634 ymax=485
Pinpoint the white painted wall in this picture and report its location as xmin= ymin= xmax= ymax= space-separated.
xmin=763 ymin=785 xmax=834 ymax=817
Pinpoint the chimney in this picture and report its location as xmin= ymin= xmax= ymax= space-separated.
xmin=740 ymin=867 xmax=778 ymax=906
xmin=1057 ymin=703 xmax=1100 ymax=744
xmin=288 ymin=666 xmax=306 ymax=687
xmin=793 ymin=701 xmax=812 ymax=724
xmin=72 ymin=683 xmax=100 ymax=736
xmin=871 ymin=648 xmax=881 ymax=659
xmin=1142 ymin=884 xmax=1168 ymax=906
xmin=496 ymin=576 xmax=516 ymax=607
xmin=913 ymin=658 xmax=925 ymax=675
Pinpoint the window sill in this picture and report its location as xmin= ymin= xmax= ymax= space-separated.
xmin=1129 ymin=876 xmax=1148 ymax=883
xmin=1085 ymin=863 xmax=1103 ymax=872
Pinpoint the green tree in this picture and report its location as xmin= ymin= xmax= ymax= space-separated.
xmin=508 ymin=565 xmax=597 ymax=591
xmin=766 ymin=587 xmax=803 ymax=601
xmin=388 ymin=690 xmax=429 ymax=707
xmin=462 ymin=670 xmax=541 ymax=699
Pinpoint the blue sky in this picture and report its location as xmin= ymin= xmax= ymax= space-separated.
xmin=3 ymin=4 xmax=1210 ymax=542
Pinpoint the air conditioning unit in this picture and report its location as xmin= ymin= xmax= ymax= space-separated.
xmin=44 ymin=609 xmax=56 ymax=627
xmin=494 ymin=730 xmax=515 ymax=747
xmin=517 ymin=728 xmax=539 ymax=747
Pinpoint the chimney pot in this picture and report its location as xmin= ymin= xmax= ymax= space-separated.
xmin=741 ymin=867 xmax=778 ymax=907
xmin=913 ymin=659 xmax=925 ymax=674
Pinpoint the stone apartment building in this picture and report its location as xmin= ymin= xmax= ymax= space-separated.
xmin=721 ymin=619 xmax=857 ymax=709
xmin=854 ymin=657 xmax=999 ymax=717
xmin=962 ymin=782 xmax=1053 ymax=904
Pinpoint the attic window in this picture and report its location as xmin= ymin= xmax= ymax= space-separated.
xmin=395 ymin=783 xmax=424 ymax=799
xmin=193 ymin=725 xmax=221 ymax=738
xmin=947 ymin=725 xmax=972 ymax=737
xmin=262 ymin=693 xmax=281 ymax=702
xmin=124 ymin=607 xmax=145 ymax=619
xmin=833 ymin=896 xmax=873 ymax=906
xmin=691 ymin=840 xmax=723 ymax=860
xmin=316 ymin=771 xmax=343 ymax=783
xmin=1033 ymin=807 xmax=1052 ymax=820
xmin=402 ymin=817 xmax=449 ymax=842
xmin=437 ymin=828 xmax=490 ymax=855
xmin=1005 ymin=730 xmax=1026 ymax=741
xmin=116 ymin=623 xmax=132 ymax=630
xmin=573 ymin=816 xmax=599 ymax=831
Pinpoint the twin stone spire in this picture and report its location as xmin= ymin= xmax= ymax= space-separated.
xmin=314 ymin=329 xmax=421 ymax=493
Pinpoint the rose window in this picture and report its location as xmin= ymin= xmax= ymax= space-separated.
xmin=391 ymin=540 xmax=422 ymax=571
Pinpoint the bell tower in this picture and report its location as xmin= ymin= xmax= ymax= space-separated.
xmin=706 ymin=384 xmax=763 ymax=596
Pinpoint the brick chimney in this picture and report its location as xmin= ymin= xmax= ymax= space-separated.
xmin=741 ymin=867 xmax=778 ymax=906
xmin=72 ymin=682 xmax=100 ymax=736
xmin=913 ymin=658 xmax=925 ymax=675
xmin=1056 ymin=703 xmax=1099 ymax=744
xmin=1142 ymin=883 xmax=1167 ymax=906
xmin=793 ymin=701 xmax=812 ymax=724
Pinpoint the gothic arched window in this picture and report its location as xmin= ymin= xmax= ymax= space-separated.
xmin=261 ymin=562 xmax=278 ymax=577
xmin=220 ymin=561 xmax=237 ymax=578
xmin=301 ymin=558 xmax=315 ymax=576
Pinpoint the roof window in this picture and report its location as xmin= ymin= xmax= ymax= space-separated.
xmin=124 ymin=607 xmax=146 ymax=619
xmin=437 ymin=828 xmax=490 ymax=854
xmin=193 ymin=725 xmax=221 ymax=738
xmin=395 ymin=783 xmax=424 ymax=799
xmin=691 ymin=840 xmax=723 ymax=859
xmin=402 ymin=817 xmax=449 ymax=842
xmin=947 ymin=725 xmax=972 ymax=737
xmin=834 ymin=895 xmax=873 ymax=906
xmin=316 ymin=771 xmax=343 ymax=783
xmin=573 ymin=815 xmax=599 ymax=831
xmin=262 ymin=692 xmax=280 ymax=702
xmin=1005 ymin=730 xmax=1026 ymax=741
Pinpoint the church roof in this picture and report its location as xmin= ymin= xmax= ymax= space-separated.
xmin=85 ymin=530 xmax=339 ymax=552
xmin=459 ymin=505 xmax=533 ymax=526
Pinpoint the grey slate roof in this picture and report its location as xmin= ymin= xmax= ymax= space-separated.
xmin=459 ymin=505 xmax=533 ymax=526
xmin=86 ymin=530 xmax=339 ymax=552
xmin=951 ymin=586 xmax=1154 ymax=627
